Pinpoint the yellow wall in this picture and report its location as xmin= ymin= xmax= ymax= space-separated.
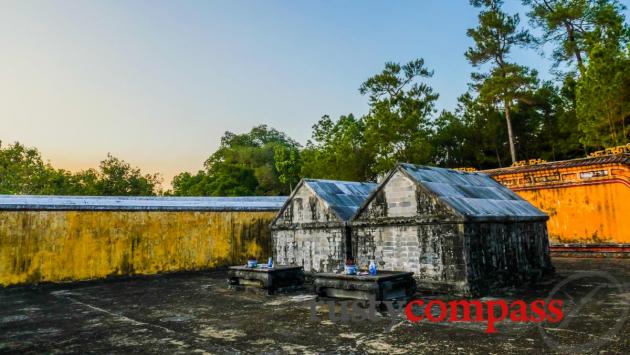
xmin=488 ymin=162 xmax=630 ymax=245
xmin=0 ymin=210 xmax=276 ymax=286
xmin=517 ymin=182 xmax=629 ymax=244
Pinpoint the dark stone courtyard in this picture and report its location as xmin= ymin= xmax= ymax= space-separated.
xmin=1 ymin=258 xmax=629 ymax=354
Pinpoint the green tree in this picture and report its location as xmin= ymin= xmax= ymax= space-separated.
xmin=88 ymin=154 xmax=161 ymax=196
xmin=360 ymin=59 xmax=439 ymax=176
xmin=171 ymin=167 xmax=259 ymax=197
xmin=523 ymin=0 xmax=593 ymax=73
xmin=171 ymin=171 xmax=210 ymax=196
xmin=523 ymin=0 xmax=628 ymax=150
xmin=435 ymin=83 xmax=585 ymax=170
xmin=206 ymin=125 xmax=300 ymax=195
xmin=466 ymin=0 xmax=539 ymax=164
xmin=172 ymin=125 xmax=300 ymax=196
xmin=432 ymin=93 xmax=511 ymax=169
xmin=576 ymin=41 xmax=629 ymax=148
xmin=0 ymin=141 xmax=82 ymax=194
xmin=69 ymin=168 xmax=101 ymax=195
xmin=0 ymin=141 xmax=160 ymax=195
xmin=431 ymin=110 xmax=474 ymax=168
xmin=274 ymin=145 xmax=301 ymax=191
xmin=524 ymin=0 xmax=627 ymax=74
xmin=300 ymin=114 xmax=373 ymax=181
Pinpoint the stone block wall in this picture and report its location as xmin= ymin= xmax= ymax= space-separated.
xmin=383 ymin=172 xmax=418 ymax=218
xmin=355 ymin=170 xmax=455 ymax=222
xmin=464 ymin=221 xmax=554 ymax=294
xmin=273 ymin=228 xmax=346 ymax=273
xmin=277 ymin=184 xmax=337 ymax=225
xmin=271 ymin=181 xmax=349 ymax=273
xmin=353 ymin=223 xmax=470 ymax=295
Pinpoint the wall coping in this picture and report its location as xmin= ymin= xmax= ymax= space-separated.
xmin=0 ymin=195 xmax=287 ymax=212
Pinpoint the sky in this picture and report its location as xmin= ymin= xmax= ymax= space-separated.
xmin=1 ymin=0 xmax=622 ymax=188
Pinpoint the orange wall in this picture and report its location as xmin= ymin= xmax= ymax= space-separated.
xmin=516 ymin=181 xmax=629 ymax=243
xmin=489 ymin=163 xmax=630 ymax=244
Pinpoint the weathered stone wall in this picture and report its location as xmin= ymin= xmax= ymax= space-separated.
xmin=355 ymin=170 xmax=455 ymax=223
xmin=353 ymin=223 xmax=470 ymax=294
xmin=381 ymin=171 xmax=418 ymax=217
xmin=353 ymin=225 xmax=422 ymax=272
xmin=355 ymin=171 xmax=418 ymax=220
xmin=272 ymin=183 xmax=346 ymax=273
xmin=276 ymin=184 xmax=337 ymax=224
xmin=273 ymin=228 xmax=346 ymax=272
xmin=464 ymin=221 xmax=553 ymax=294
xmin=0 ymin=210 xmax=276 ymax=286
xmin=354 ymin=221 xmax=554 ymax=296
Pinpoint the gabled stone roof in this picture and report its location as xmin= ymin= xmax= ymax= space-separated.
xmin=353 ymin=164 xmax=548 ymax=222
xmin=399 ymin=164 xmax=547 ymax=221
xmin=302 ymin=179 xmax=378 ymax=221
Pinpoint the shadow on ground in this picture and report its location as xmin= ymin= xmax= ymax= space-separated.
xmin=1 ymin=258 xmax=629 ymax=354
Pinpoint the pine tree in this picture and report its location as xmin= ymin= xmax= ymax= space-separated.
xmin=466 ymin=0 xmax=539 ymax=163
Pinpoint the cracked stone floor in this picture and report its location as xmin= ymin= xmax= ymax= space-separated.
xmin=1 ymin=257 xmax=629 ymax=354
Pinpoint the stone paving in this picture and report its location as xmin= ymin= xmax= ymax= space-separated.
xmin=1 ymin=258 xmax=629 ymax=354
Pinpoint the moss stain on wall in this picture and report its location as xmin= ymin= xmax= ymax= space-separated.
xmin=0 ymin=210 xmax=276 ymax=286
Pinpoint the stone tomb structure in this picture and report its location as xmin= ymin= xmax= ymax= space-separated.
xmin=351 ymin=164 xmax=554 ymax=296
xmin=271 ymin=179 xmax=377 ymax=273
xmin=227 ymin=265 xmax=305 ymax=294
xmin=313 ymin=271 xmax=416 ymax=301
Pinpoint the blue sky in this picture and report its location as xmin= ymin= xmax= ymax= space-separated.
xmin=1 ymin=1 xmax=624 ymax=186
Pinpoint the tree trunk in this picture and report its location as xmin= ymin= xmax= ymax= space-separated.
xmin=607 ymin=110 xmax=618 ymax=146
xmin=565 ymin=22 xmax=584 ymax=74
xmin=505 ymin=101 xmax=517 ymax=164
xmin=495 ymin=147 xmax=502 ymax=168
